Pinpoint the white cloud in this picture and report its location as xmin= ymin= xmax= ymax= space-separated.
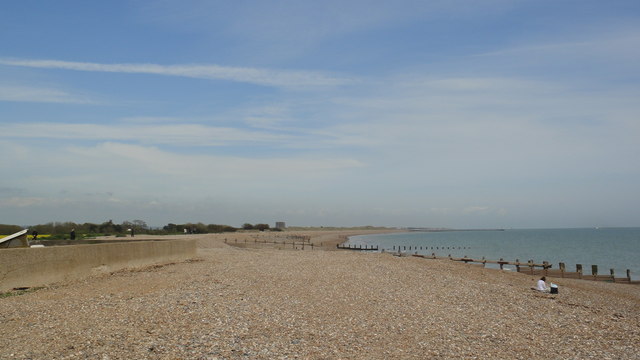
xmin=0 ymin=85 xmax=94 ymax=104
xmin=0 ymin=58 xmax=352 ymax=89
xmin=0 ymin=122 xmax=289 ymax=147
xmin=81 ymin=142 xmax=364 ymax=177
xmin=463 ymin=206 xmax=489 ymax=214
xmin=0 ymin=197 xmax=48 ymax=207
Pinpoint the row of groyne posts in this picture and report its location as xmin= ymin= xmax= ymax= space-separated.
xmin=418 ymin=254 xmax=639 ymax=285
xmin=225 ymin=234 xmax=318 ymax=250
xmin=336 ymin=243 xmax=638 ymax=285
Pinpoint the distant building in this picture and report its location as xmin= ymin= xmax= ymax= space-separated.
xmin=275 ymin=222 xmax=286 ymax=230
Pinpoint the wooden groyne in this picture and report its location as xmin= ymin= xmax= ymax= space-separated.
xmin=225 ymin=235 xmax=317 ymax=250
xmin=412 ymin=253 xmax=639 ymax=285
xmin=336 ymin=243 xmax=379 ymax=251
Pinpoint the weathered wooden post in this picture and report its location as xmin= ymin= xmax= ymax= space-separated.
xmin=592 ymin=265 xmax=598 ymax=280
xmin=515 ymin=259 xmax=521 ymax=273
xmin=499 ymin=258 xmax=504 ymax=270
xmin=482 ymin=256 xmax=486 ymax=268
xmin=610 ymin=268 xmax=615 ymax=282
xmin=576 ymin=264 xmax=583 ymax=279
xmin=528 ymin=260 xmax=534 ymax=275
xmin=627 ymin=270 xmax=632 ymax=282
xmin=543 ymin=261 xmax=550 ymax=276
xmin=559 ymin=262 xmax=565 ymax=278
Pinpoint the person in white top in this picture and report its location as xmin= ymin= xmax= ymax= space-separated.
xmin=536 ymin=276 xmax=550 ymax=292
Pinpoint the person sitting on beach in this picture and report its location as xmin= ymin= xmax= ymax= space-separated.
xmin=535 ymin=276 xmax=550 ymax=292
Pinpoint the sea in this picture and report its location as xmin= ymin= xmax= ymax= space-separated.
xmin=347 ymin=227 xmax=640 ymax=280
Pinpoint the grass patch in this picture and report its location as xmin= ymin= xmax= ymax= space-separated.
xmin=0 ymin=287 xmax=45 ymax=299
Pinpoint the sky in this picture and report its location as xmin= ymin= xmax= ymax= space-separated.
xmin=1 ymin=0 xmax=639 ymax=229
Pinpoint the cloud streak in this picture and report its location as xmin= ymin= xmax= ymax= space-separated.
xmin=0 ymin=85 xmax=95 ymax=104
xmin=0 ymin=58 xmax=352 ymax=89
xmin=0 ymin=122 xmax=289 ymax=146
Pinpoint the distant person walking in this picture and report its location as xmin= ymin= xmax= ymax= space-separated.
xmin=70 ymin=229 xmax=76 ymax=240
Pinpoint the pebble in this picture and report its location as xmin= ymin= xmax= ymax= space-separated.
xmin=1 ymin=232 xmax=639 ymax=359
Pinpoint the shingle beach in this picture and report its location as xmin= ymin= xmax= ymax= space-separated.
xmin=1 ymin=231 xmax=639 ymax=359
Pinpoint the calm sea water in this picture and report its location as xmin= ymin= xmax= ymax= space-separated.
xmin=348 ymin=228 xmax=640 ymax=280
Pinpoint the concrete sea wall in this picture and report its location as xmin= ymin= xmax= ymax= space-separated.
xmin=0 ymin=239 xmax=197 ymax=292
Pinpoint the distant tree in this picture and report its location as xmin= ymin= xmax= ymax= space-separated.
xmin=0 ymin=224 xmax=23 ymax=235
xmin=163 ymin=223 xmax=178 ymax=233
xmin=132 ymin=219 xmax=148 ymax=230
xmin=242 ymin=223 xmax=254 ymax=230
xmin=99 ymin=220 xmax=115 ymax=234
xmin=207 ymin=224 xmax=237 ymax=233
xmin=83 ymin=222 xmax=99 ymax=233
xmin=255 ymin=223 xmax=270 ymax=232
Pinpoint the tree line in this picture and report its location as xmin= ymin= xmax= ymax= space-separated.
xmin=0 ymin=220 xmax=275 ymax=237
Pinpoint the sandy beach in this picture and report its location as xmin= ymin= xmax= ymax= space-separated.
xmin=1 ymin=230 xmax=639 ymax=359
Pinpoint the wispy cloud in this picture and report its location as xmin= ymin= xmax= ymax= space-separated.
xmin=0 ymin=58 xmax=353 ymax=89
xmin=0 ymin=122 xmax=290 ymax=147
xmin=0 ymin=85 xmax=95 ymax=104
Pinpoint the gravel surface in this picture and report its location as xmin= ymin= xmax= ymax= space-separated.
xmin=1 ymin=232 xmax=639 ymax=359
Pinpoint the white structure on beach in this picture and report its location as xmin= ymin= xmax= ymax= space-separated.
xmin=275 ymin=222 xmax=286 ymax=230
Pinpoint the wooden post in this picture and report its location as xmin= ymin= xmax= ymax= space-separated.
xmin=627 ymin=269 xmax=632 ymax=282
xmin=528 ymin=260 xmax=534 ymax=275
xmin=592 ymin=265 xmax=598 ymax=280
xmin=482 ymin=256 xmax=486 ymax=268
xmin=576 ymin=264 xmax=583 ymax=279
xmin=610 ymin=268 xmax=615 ymax=282
xmin=559 ymin=262 xmax=565 ymax=278
xmin=515 ymin=259 xmax=520 ymax=272
xmin=499 ymin=258 xmax=504 ymax=270
xmin=543 ymin=261 xmax=549 ymax=276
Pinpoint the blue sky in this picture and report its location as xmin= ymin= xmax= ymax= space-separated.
xmin=1 ymin=0 xmax=639 ymax=228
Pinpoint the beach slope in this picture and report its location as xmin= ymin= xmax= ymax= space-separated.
xmin=1 ymin=232 xmax=638 ymax=359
